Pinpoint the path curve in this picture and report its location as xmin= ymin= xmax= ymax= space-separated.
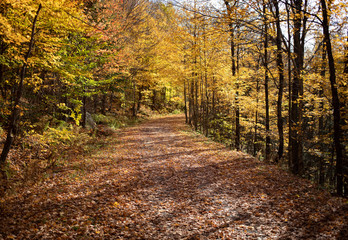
xmin=1 ymin=115 xmax=347 ymax=239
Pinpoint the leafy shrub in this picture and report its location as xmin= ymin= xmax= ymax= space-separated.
xmin=30 ymin=124 xmax=88 ymax=166
xmin=92 ymin=113 xmax=115 ymax=125
xmin=0 ymin=126 xmax=4 ymax=137
xmin=93 ymin=113 xmax=140 ymax=130
xmin=2 ymin=122 xmax=93 ymax=193
xmin=108 ymin=120 xmax=125 ymax=130
xmin=170 ymin=109 xmax=183 ymax=115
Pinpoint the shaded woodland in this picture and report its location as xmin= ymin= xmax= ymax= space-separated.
xmin=0 ymin=0 xmax=347 ymax=197
xmin=177 ymin=0 xmax=348 ymax=196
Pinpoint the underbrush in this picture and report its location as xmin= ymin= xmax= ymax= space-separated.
xmin=93 ymin=113 xmax=143 ymax=130
xmin=0 ymin=113 xmax=146 ymax=197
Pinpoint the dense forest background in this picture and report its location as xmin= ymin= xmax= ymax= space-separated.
xmin=0 ymin=0 xmax=347 ymax=196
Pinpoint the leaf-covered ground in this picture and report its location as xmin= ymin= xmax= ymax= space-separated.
xmin=1 ymin=115 xmax=347 ymax=239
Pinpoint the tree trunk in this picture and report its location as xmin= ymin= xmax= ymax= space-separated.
xmin=254 ymin=76 xmax=260 ymax=156
xmin=92 ymin=95 xmax=97 ymax=113
xmin=0 ymin=42 xmax=8 ymax=99
xmin=151 ymin=89 xmax=156 ymax=110
xmin=286 ymin=1 xmax=292 ymax=169
xmin=212 ymin=77 xmax=216 ymax=136
xmin=136 ymin=89 xmax=142 ymax=112
xmin=82 ymin=95 xmax=87 ymax=128
xmin=318 ymin=43 xmax=326 ymax=186
xmin=102 ymin=93 xmax=106 ymax=115
xmin=273 ymin=0 xmax=284 ymax=163
xmin=320 ymin=0 xmax=344 ymax=195
xmin=345 ymin=29 xmax=348 ymax=74
xmin=224 ymin=0 xmax=240 ymax=150
xmin=0 ymin=64 xmax=5 ymax=99
xmin=290 ymin=0 xmax=305 ymax=175
xmin=201 ymin=75 xmax=204 ymax=133
xmin=108 ymin=91 xmax=113 ymax=112
xmin=263 ymin=0 xmax=271 ymax=161
xmin=184 ymin=78 xmax=188 ymax=124
xmin=235 ymin=42 xmax=240 ymax=151
xmin=132 ymin=79 xmax=137 ymax=117
xmin=189 ymin=77 xmax=193 ymax=125
xmin=205 ymin=71 xmax=209 ymax=137
xmin=0 ymin=4 xmax=42 ymax=167
xmin=194 ymin=74 xmax=198 ymax=131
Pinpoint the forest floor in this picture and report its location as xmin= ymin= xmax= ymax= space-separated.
xmin=0 ymin=114 xmax=348 ymax=239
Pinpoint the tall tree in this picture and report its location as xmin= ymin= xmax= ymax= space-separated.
xmin=272 ymin=0 xmax=285 ymax=162
xmin=289 ymin=0 xmax=308 ymax=175
xmin=263 ymin=0 xmax=271 ymax=161
xmin=320 ymin=0 xmax=344 ymax=195
xmin=224 ymin=0 xmax=240 ymax=150
xmin=0 ymin=4 xmax=42 ymax=167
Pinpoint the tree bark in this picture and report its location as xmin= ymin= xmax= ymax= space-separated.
xmin=0 ymin=4 xmax=42 ymax=167
xmin=224 ymin=0 xmax=240 ymax=150
xmin=0 ymin=42 xmax=8 ymax=99
xmin=289 ymin=0 xmax=305 ymax=175
xmin=254 ymin=76 xmax=260 ymax=156
xmin=318 ymin=43 xmax=326 ymax=186
xmin=263 ymin=0 xmax=271 ymax=161
xmin=108 ymin=91 xmax=113 ymax=112
xmin=184 ymin=78 xmax=188 ymax=124
xmin=286 ymin=1 xmax=292 ymax=170
xmin=205 ymin=68 xmax=209 ymax=137
xmin=345 ymin=29 xmax=348 ymax=74
xmin=136 ymin=89 xmax=142 ymax=112
xmin=194 ymin=73 xmax=198 ymax=131
xmin=320 ymin=0 xmax=344 ymax=195
xmin=82 ymin=95 xmax=87 ymax=128
xmin=273 ymin=0 xmax=284 ymax=163
xmin=132 ymin=79 xmax=137 ymax=117
xmin=102 ymin=92 xmax=107 ymax=115
xmin=189 ymin=77 xmax=193 ymax=125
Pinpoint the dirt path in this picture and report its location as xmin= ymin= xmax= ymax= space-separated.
xmin=1 ymin=115 xmax=347 ymax=239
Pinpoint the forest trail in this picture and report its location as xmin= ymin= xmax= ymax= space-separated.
xmin=1 ymin=115 xmax=347 ymax=239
